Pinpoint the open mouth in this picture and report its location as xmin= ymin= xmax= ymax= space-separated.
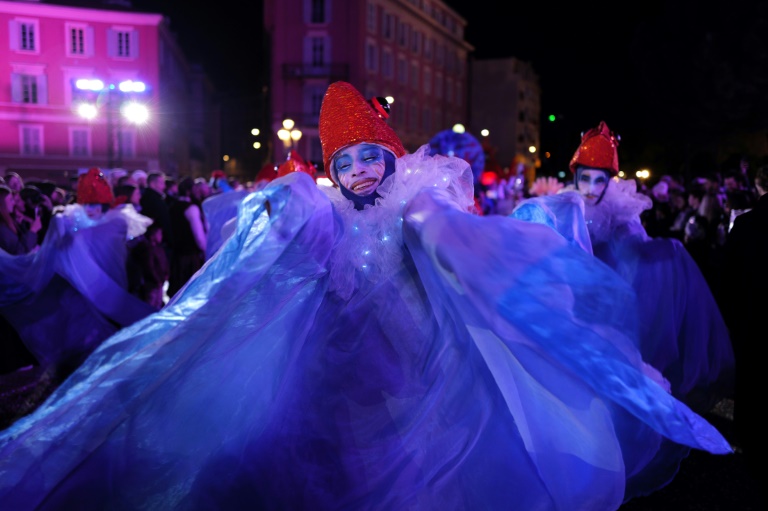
xmin=352 ymin=178 xmax=378 ymax=193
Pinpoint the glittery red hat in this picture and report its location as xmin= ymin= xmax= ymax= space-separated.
xmin=76 ymin=167 xmax=114 ymax=205
xmin=569 ymin=121 xmax=620 ymax=176
xmin=319 ymin=81 xmax=405 ymax=185
xmin=277 ymin=150 xmax=317 ymax=179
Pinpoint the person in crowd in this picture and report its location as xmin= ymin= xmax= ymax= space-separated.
xmin=140 ymin=172 xmax=173 ymax=260
xmin=131 ymin=170 xmax=148 ymax=191
xmin=18 ymin=185 xmax=52 ymax=246
xmin=167 ymin=177 xmax=211 ymax=297
xmin=719 ymin=164 xmax=768 ymax=496
xmin=0 ymin=82 xmax=731 ymax=511
xmin=113 ymin=184 xmax=142 ymax=212
xmin=108 ymin=169 xmax=128 ymax=190
xmin=0 ymin=185 xmax=40 ymax=255
xmin=126 ymin=221 xmax=169 ymax=310
xmin=164 ymin=177 xmax=179 ymax=208
xmin=3 ymin=172 xmax=23 ymax=194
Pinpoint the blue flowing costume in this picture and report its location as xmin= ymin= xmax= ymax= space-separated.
xmin=0 ymin=148 xmax=730 ymax=511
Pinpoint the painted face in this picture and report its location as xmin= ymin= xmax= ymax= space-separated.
xmin=83 ymin=203 xmax=104 ymax=220
xmin=577 ymin=168 xmax=610 ymax=204
xmin=333 ymin=144 xmax=388 ymax=197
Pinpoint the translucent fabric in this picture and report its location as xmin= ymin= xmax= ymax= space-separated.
xmin=512 ymin=185 xmax=736 ymax=500
xmin=0 ymin=204 xmax=155 ymax=369
xmin=0 ymin=148 xmax=731 ymax=511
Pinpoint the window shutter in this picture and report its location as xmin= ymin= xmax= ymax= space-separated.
xmin=86 ymin=27 xmax=94 ymax=57
xmin=107 ymin=29 xmax=116 ymax=57
xmin=131 ymin=30 xmax=139 ymax=58
xmin=37 ymin=75 xmax=48 ymax=105
xmin=11 ymin=73 xmax=22 ymax=102
xmin=8 ymin=21 xmax=18 ymax=51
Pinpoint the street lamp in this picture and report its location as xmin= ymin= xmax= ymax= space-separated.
xmin=73 ymin=78 xmax=150 ymax=169
xmin=277 ymin=118 xmax=302 ymax=159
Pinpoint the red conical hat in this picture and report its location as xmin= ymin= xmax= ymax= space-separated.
xmin=319 ymin=81 xmax=405 ymax=185
xmin=569 ymin=121 xmax=620 ymax=176
xmin=277 ymin=150 xmax=317 ymax=179
xmin=77 ymin=167 xmax=114 ymax=205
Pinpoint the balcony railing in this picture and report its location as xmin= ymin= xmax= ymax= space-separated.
xmin=283 ymin=63 xmax=349 ymax=81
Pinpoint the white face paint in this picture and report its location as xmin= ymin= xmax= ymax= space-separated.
xmin=83 ymin=203 xmax=104 ymax=220
xmin=333 ymin=144 xmax=388 ymax=197
xmin=577 ymin=168 xmax=610 ymax=205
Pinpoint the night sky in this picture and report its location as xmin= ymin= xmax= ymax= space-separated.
xmin=133 ymin=0 xmax=768 ymax=181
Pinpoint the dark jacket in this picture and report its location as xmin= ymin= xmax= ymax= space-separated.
xmin=139 ymin=188 xmax=173 ymax=248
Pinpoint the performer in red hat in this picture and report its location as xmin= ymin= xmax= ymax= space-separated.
xmin=76 ymin=167 xmax=114 ymax=220
xmin=570 ymin=121 xmax=733 ymax=414
xmin=515 ymin=120 xmax=736 ymax=499
xmin=0 ymin=86 xmax=733 ymax=511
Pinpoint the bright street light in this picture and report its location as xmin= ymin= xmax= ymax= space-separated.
xmin=121 ymin=102 xmax=149 ymax=124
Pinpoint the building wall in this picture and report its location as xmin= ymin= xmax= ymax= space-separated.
xmin=0 ymin=0 xmax=218 ymax=185
xmin=265 ymin=0 xmax=473 ymax=175
xmin=470 ymin=57 xmax=540 ymax=177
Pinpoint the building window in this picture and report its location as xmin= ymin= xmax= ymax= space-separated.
xmin=382 ymin=12 xmax=393 ymax=40
xmin=397 ymin=21 xmax=409 ymax=47
xmin=422 ymin=106 xmax=431 ymax=133
xmin=423 ymin=37 xmax=432 ymax=61
xmin=311 ymin=37 xmax=326 ymax=66
xmin=309 ymin=87 xmax=325 ymax=119
xmin=410 ymin=61 xmax=419 ymax=90
xmin=411 ymin=30 xmax=421 ymax=54
xmin=365 ymin=41 xmax=378 ymax=73
xmin=108 ymin=28 xmax=139 ymax=59
xmin=9 ymin=19 xmax=40 ymax=53
xmin=446 ymin=79 xmax=453 ymax=103
xmin=367 ymin=2 xmax=377 ymax=33
xmin=436 ymin=43 xmax=444 ymax=68
xmin=409 ymin=102 xmax=418 ymax=131
xmin=382 ymin=49 xmax=394 ymax=80
xmin=11 ymin=73 xmax=47 ymax=105
xmin=435 ymin=72 xmax=443 ymax=99
xmin=70 ymin=128 xmax=91 ymax=156
xmin=456 ymin=82 xmax=462 ymax=107
xmin=307 ymin=0 xmax=328 ymax=24
xmin=118 ymin=130 xmax=135 ymax=158
xmin=397 ymin=56 xmax=408 ymax=85
xmin=423 ymin=67 xmax=431 ymax=94
xmin=310 ymin=136 xmax=323 ymax=166
xmin=66 ymin=24 xmax=93 ymax=57
xmin=20 ymin=125 xmax=43 ymax=155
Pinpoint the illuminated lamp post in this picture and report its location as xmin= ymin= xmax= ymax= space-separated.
xmin=277 ymin=118 xmax=302 ymax=160
xmin=74 ymin=78 xmax=150 ymax=169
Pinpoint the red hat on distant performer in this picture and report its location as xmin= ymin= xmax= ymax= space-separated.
xmin=76 ymin=167 xmax=114 ymax=205
xmin=319 ymin=81 xmax=406 ymax=185
xmin=569 ymin=121 xmax=620 ymax=176
xmin=277 ymin=150 xmax=318 ymax=179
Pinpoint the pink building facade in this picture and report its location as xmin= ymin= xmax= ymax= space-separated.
xmin=264 ymin=0 xmax=474 ymax=175
xmin=0 ymin=0 xmax=219 ymax=185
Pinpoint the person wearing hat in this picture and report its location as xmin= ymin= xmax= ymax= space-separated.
xmin=0 ymin=84 xmax=733 ymax=510
xmin=76 ymin=167 xmax=115 ymax=220
xmin=568 ymin=121 xmax=734 ymax=414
